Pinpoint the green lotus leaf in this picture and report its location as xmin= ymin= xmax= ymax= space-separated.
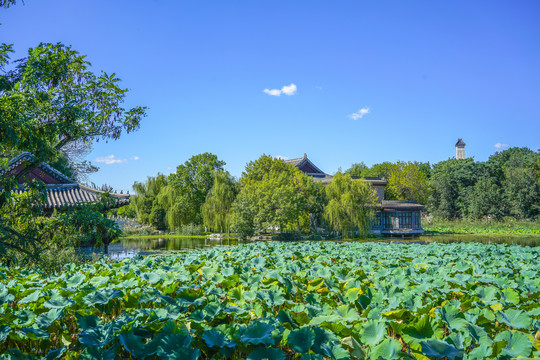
xmin=20 ymin=326 xmax=50 ymax=339
xmin=288 ymin=327 xmax=315 ymax=353
xmin=438 ymin=304 xmax=468 ymax=331
xmin=202 ymin=329 xmax=229 ymax=348
xmin=79 ymin=324 xmax=116 ymax=347
xmin=476 ymin=286 xmax=498 ymax=303
xmin=83 ymin=289 xmax=122 ymax=306
xmin=420 ymin=338 xmax=464 ymax=359
xmin=155 ymin=334 xmax=198 ymax=360
xmin=44 ymin=292 xmax=74 ymax=309
xmin=360 ymin=320 xmax=387 ymax=346
xmin=14 ymin=309 xmax=36 ymax=326
xmin=19 ymin=290 xmax=41 ymax=304
xmin=277 ymin=309 xmax=299 ymax=330
xmin=500 ymin=288 xmax=519 ymax=305
xmin=300 ymin=354 xmax=324 ymax=360
xmin=66 ymin=273 xmax=86 ymax=288
xmin=335 ymin=305 xmax=361 ymax=322
xmin=0 ymin=325 xmax=11 ymax=342
xmin=142 ymin=272 xmax=162 ymax=284
xmin=0 ymin=284 xmax=14 ymax=304
xmin=320 ymin=343 xmax=351 ymax=360
xmin=227 ymin=286 xmax=244 ymax=303
xmin=401 ymin=315 xmax=443 ymax=348
xmin=240 ymin=321 xmax=276 ymax=346
xmin=341 ymin=335 xmax=366 ymax=359
xmin=203 ymin=301 xmax=221 ymax=320
xmin=79 ymin=346 xmax=116 ymax=360
xmin=88 ymin=276 xmax=110 ymax=287
xmin=35 ymin=308 xmax=63 ymax=329
xmin=77 ymin=314 xmax=102 ymax=331
xmin=44 ymin=346 xmax=67 ymax=360
xmin=496 ymin=309 xmax=532 ymax=330
xmin=465 ymin=344 xmax=493 ymax=360
xmin=467 ymin=323 xmax=492 ymax=346
xmin=370 ymin=338 xmax=402 ymax=360
xmin=247 ymin=347 xmax=286 ymax=360
xmin=494 ymin=330 xmax=533 ymax=358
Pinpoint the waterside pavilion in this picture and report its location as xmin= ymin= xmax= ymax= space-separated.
xmin=284 ymin=154 xmax=424 ymax=236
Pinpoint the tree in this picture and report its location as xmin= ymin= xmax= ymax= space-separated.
xmin=323 ymin=173 xmax=377 ymax=238
xmin=131 ymin=174 xmax=168 ymax=225
xmin=202 ymin=171 xmax=238 ymax=234
xmin=428 ymin=158 xmax=477 ymax=219
xmin=387 ymin=161 xmax=430 ymax=204
xmin=167 ymin=153 xmax=226 ymax=226
xmin=0 ymin=42 xmax=146 ymax=265
xmin=0 ymin=43 xmax=146 ymax=177
xmin=345 ymin=162 xmax=369 ymax=177
xmin=231 ymin=155 xmax=325 ymax=237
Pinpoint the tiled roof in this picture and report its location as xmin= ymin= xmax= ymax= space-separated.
xmin=455 ymin=139 xmax=466 ymax=147
xmin=13 ymin=184 xmax=130 ymax=209
xmin=0 ymin=152 xmax=76 ymax=184
xmin=381 ymin=200 xmax=424 ymax=210
xmin=3 ymin=152 xmax=129 ymax=209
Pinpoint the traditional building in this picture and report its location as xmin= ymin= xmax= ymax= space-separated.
xmin=455 ymin=139 xmax=466 ymax=160
xmin=1 ymin=152 xmax=129 ymax=211
xmin=285 ymin=154 xmax=424 ymax=236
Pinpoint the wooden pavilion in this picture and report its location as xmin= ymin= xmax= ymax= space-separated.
xmin=284 ymin=154 xmax=424 ymax=236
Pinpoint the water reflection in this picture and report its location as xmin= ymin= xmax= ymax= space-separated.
xmin=108 ymin=234 xmax=539 ymax=260
xmin=108 ymin=237 xmax=251 ymax=260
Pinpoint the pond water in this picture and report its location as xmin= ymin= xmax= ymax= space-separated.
xmin=107 ymin=234 xmax=540 ymax=259
xmin=107 ymin=237 xmax=251 ymax=260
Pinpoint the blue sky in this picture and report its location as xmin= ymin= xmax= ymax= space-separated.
xmin=2 ymin=1 xmax=540 ymax=191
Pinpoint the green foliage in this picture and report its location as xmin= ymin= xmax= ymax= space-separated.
xmin=1 ymin=241 xmax=539 ymax=358
xmin=232 ymin=155 xmax=325 ymax=237
xmin=202 ymin=171 xmax=238 ymax=234
xmin=0 ymin=41 xmax=145 ymax=267
xmin=168 ymin=153 xmax=226 ymax=226
xmin=387 ymin=161 xmax=430 ymax=204
xmin=323 ymin=172 xmax=377 ymax=238
xmin=425 ymin=216 xmax=540 ymax=235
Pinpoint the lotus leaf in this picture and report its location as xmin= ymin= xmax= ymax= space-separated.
xmin=359 ymin=320 xmax=386 ymax=346
xmin=494 ymin=330 xmax=533 ymax=358
xmin=496 ymin=309 xmax=532 ymax=330
xmin=240 ymin=321 xmax=276 ymax=346
xmin=420 ymin=338 xmax=464 ymax=359
xmin=287 ymin=326 xmax=315 ymax=353
xmin=369 ymin=338 xmax=402 ymax=360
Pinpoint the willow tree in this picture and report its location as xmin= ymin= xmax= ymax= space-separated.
xmin=324 ymin=172 xmax=377 ymax=238
xmin=131 ymin=174 xmax=168 ymax=225
xmin=202 ymin=171 xmax=238 ymax=234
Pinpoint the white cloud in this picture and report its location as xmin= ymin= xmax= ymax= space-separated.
xmin=131 ymin=156 xmax=140 ymax=161
xmin=349 ymin=107 xmax=370 ymax=120
xmin=494 ymin=142 xmax=509 ymax=151
xmin=95 ymin=155 xmax=127 ymax=165
xmin=263 ymin=83 xmax=297 ymax=96
xmin=275 ymin=155 xmax=289 ymax=160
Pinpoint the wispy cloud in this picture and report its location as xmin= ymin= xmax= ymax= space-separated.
xmin=494 ymin=142 xmax=509 ymax=151
xmin=131 ymin=156 xmax=140 ymax=161
xmin=275 ymin=155 xmax=289 ymax=160
xmin=263 ymin=83 xmax=297 ymax=96
xmin=349 ymin=107 xmax=370 ymax=120
xmin=95 ymin=155 xmax=127 ymax=165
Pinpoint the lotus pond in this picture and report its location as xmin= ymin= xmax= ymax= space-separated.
xmin=1 ymin=241 xmax=540 ymax=359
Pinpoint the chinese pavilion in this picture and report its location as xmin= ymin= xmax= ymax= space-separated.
xmin=1 ymin=152 xmax=129 ymax=212
xmin=284 ymin=154 xmax=424 ymax=236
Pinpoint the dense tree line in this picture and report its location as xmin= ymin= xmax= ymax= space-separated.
xmin=130 ymin=154 xmax=377 ymax=238
xmin=346 ymin=147 xmax=540 ymax=220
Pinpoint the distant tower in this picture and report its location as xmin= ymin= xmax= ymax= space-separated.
xmin=455 ymin=138 xmax=466 ymax=159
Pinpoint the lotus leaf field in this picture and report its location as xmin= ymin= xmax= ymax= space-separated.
xmin=1 ymin=242 xmax=540 ymax=359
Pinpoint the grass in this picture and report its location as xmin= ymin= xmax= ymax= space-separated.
xmin=423 ymin=217 xmax=540 ymax=235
